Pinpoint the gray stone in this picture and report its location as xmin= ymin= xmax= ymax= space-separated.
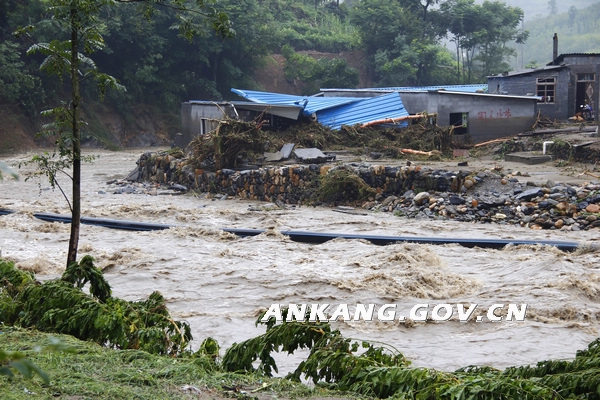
xmin=477 ymin=195 xmax=507 ymax=207
xmin=449 ymin=195 xmax=465 ymax=205
xmin=264 ymin=151 xmax=283 ymax=162
xmin=114 ymin=187 xmax=136 ymax=194
xmin=294 ymin=148 xmax=328 ymax=163
xmin=414 ymin=192 xmax=430 ymax=206
xmin=169 ymin=184 xmax=188 ymax=192
xmin=281 ymin=143 xmax=295 ymax=159
xmin=516 ymin=188 xmax=543 ymax=201
xmin=382 ymin=196 xmax=397 ymax=207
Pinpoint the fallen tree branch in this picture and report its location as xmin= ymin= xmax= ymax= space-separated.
xmin=578 ymin=171 xmax=600 ymax=179
xmin=400 ymin=148 xmax=441 ymax=156
xmin=361 ymin=114 xmax=427 ymax=128
xmin=473 ymin=137 xmax=514 ymax=147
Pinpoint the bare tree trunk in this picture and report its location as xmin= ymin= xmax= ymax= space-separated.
xmin=455 ymin=37 xmax=461 ymax=84
xmin=67 ymin=3 xmax=81 ymax=267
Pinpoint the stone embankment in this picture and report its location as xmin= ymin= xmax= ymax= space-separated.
xmin=118 ymin=151 xmax=600 ymax=231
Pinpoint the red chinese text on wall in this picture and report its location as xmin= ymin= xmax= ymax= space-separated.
xmin=477 ymin=109 xmax=512 ymax=119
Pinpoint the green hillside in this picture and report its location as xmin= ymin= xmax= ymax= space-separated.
xmin=475 ymin=0 xmax=598 ymax=21
xmin=514 ymin=2 xmax=600 ymax=68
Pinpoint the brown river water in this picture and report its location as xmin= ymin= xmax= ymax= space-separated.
xmin=1 ymin=148 xmax=599 ymax=373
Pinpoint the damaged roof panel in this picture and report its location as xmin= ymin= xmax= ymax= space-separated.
xmin=231 ymin=88 xmax=363 ymax=116
xmin=387 ymin=84 xmax=487 ymax=93
xmin=231 ymin=102 xmax=303 ymax=120
xmin=232 ymin=88 xmax=410 ymax=130
xmin=316 ymin=92 xmax=409 ymax=130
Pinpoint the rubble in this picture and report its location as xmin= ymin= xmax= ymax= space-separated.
xmin=361 ymin=176 xmax=600 ymax=231
xmin=123 ymin=148 xmax=600 ymax=231
xmin=120 ymin=119 xmax=600 ymax=231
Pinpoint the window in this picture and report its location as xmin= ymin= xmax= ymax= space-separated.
xmin=537 ymin=77 xmax=555 ymax=103
xmin=449 ymin=112 xmax=468 ymax=135
xmin=577 ymin=73 xmax=595 ymax=82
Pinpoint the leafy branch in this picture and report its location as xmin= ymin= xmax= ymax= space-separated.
xmin=0 ymin=258 xmax=192 ymax=356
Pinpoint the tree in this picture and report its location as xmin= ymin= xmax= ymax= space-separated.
xmin=23 ymin=0 xmax=231 ymax=268
xmin=548 ymin=0 xmax=557 ymax=16
xmin=0 ymin=41 xmax=37 ymax=105
xmin=474 ymin=1 xmax=525 ymax=78
xmin=350 ymin=0 xmax=426 ymax=85
xmin=439 ymin=0 xmax=478 ymax=83
xmin=568 ymin=6 xmax=577 ymax=31
xmin=281 ymin=44 xmax=358 ymax=94
xmin=440 ymin=0 xmax=525 ymax=83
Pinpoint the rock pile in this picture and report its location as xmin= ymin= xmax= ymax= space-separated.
xmin=362 ymin=172 xmax=600 ymax=231
xmin=127 ymin=151 xmax=600 ymax=231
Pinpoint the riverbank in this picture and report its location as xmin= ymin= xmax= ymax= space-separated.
xmin=0 ymin=326 xmax=353 ymax=400
xmin=121 ymin=140 xmax=600 ymax=233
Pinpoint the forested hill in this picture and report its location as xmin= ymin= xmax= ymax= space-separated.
xmin=519 ymin=2 xmax=600 ymax=68
xmin=1 ymin=0 xmax=600 ymax=151
xmin=475 ymin=0 xmax=598 ymax=21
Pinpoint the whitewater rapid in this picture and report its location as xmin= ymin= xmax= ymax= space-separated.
xmin=1 ymin=148 xmax=599 ymax=372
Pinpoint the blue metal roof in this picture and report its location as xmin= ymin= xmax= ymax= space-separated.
xmin=231 ymin=88 xmax=364 ymax=116
xmin=232 ymin=88 xmax=410 ymax=130
xmin=316 ymin=92 xmax=409 ymax=130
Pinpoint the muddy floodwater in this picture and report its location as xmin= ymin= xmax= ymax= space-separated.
xmin=1 ymin=148 xmax=599 ymax=373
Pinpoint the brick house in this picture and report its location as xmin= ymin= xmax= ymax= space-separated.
xmin=487 ymin=34 xmax=599 ymax=122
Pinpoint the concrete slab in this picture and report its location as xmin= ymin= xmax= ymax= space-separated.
xmin=264 ymin=151 xmax=283 ymax=162
xmin=280 ymin=143 xmax=295 ymax=159
xmin=294 ymin=148 xmax=328 ymax=163
xmin=126 ymin=167 xmax=140 ymax=181
xmin=505 ymin=152 xmax=553 ymax=165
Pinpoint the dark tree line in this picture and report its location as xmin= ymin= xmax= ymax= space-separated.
xmin=1 ymin=0 xmax=527 ymax=115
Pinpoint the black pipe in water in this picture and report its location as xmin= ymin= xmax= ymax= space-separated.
xmin=0 ymin=210 xmax=585 ymax=252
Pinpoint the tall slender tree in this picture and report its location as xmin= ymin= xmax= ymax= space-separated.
xmin=23 ymin=0 xmax=231 ymax=268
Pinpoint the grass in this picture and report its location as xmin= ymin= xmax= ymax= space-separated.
xmin=0 ymin=326 xmax=344 ymax=400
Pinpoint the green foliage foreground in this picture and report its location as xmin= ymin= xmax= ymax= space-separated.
xmin=223 ymin=311 xmax=600 ymax=399
xmin=2 ymin=258 xmax=600 ymax=399
xmin=0 ymin=257 xmax=191 ymax=356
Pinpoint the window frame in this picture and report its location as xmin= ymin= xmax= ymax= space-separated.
xmin=537 ymin=77 xmax=556 ymax=104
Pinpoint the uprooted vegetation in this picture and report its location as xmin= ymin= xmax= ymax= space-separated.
xmin=189 ymin=118 xmax=458 ymax=170
xmin=224 ymin=310 xmax=600 ymax=399
xmin=0 ymin=257 xmax=191 ymax=356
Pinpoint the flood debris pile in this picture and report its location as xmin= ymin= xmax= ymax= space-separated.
xmin=123 ymin=117 xmax=600 ymax=230
xmin=188 ymin=119 xmax=279 ymax=170
xmin=187 ymin=118 xmax=456 ymax=170
xmin=127 ymin=147 xmax=600 ymax=230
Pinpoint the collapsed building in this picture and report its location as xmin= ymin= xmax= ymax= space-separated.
xmin=180 ymin=84 xmax=540 ymax=147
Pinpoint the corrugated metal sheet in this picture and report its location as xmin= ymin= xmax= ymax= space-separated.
xmin=231 ymin=88 xmax=363 ymax=116
xmin=316 ymin=92 xmax=409 ymax=130
xmin=231 ymin=102 xmax=303 ymax=120
xmin=370 ymin=84 xmax=488 ymax=93
xmin=232 ymin=88 xmax=410 ymax=130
